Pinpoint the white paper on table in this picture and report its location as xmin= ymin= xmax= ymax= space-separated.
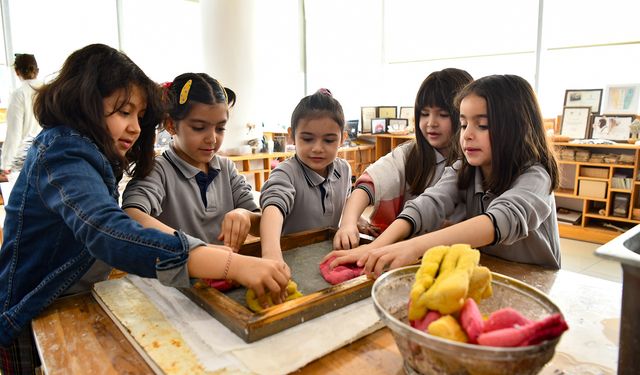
xmin=128 ymin=275 xmax=383 ymax=375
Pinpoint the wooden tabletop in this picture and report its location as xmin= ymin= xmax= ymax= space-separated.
xmin=32 ymin=255 xmax=617 ymax=374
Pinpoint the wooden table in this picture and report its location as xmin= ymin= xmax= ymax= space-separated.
xmin=32 ymin=255 xmax=620 ymax=374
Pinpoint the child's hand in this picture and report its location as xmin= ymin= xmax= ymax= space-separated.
xmin=357 ymin=219 xmax=382 ymax=238
xmin=218 ymin=209 xmax=252 ymax=250
xmin=263 ymin=255 xmax=291 ymax=302
xmin=229 ymin=255 xmax=291 ymax=307
xmin=360 ymin=241 xmax=421 ymax=278
xmin=333 ymin=224 xmax=361 ymax=249
xmin=323 ymin=243 xmax=374 ymax=270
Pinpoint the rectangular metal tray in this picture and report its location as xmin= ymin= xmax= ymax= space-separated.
xmin=179 ymin=228 xmax=373 ymax=342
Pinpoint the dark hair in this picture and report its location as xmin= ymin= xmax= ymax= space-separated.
xmin=290 ymin=88 xmax=345 ymax=136
xmin=164 ymin=72 xmax=236 ymax=123
xmin=33 ymin=43 xmax=163 ymax=178
xmin=13 ymin=53 xmax=39 ymax=79
xmin=454 ymin=74 xmax=559 ymax=194
xmin=405 ymin=68 xmax=473 ymax=195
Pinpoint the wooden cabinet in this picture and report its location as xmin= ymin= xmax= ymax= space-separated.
xmin=359 ymin=134 xmax=415 ymax=159
xmin=337 ymin=144 xmax=375 ymax=177
xmin=228 ymin=152 xmax=293 ymax=191
xmin=553 ymin=142 xmax=640 ymax=244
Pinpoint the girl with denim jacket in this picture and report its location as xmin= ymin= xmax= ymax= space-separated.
xmin=0 ymin=44 xmax=289 ymax=374
xmin=326 ymin=75 xmax=561 ymax=276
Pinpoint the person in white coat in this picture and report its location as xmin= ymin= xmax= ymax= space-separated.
xmin=1 ymin=53 xmax=42 ymax=176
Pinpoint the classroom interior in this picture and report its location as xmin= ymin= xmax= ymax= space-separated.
xmin=0 ymin=0 xmax=638 ymax=374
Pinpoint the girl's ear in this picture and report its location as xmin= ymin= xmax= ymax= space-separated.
xmin=287 ymin=127 xmax=295 ymax=145
xmin=165 ymin=117 xmax=177 ymax=136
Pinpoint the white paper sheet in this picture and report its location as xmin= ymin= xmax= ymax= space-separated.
xmin=126 ymin=275 xmax=383 ymax=374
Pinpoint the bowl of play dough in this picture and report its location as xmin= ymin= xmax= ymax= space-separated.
xmin=371 ymin=266 xmax=564 ymax=375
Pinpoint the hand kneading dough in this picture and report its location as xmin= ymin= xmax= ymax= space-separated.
xmin=319 ymin=256 xmax=365 ymax=285
xmin=246 ymin=280 xmax=303 ymax=312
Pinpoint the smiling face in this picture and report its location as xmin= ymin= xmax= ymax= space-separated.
xmin=291 ymin=116 xmax=344 ymax=177
xmin=418 ymin=105 xmax=454 ymax=155
xmin=459 ymin=94 xmax=492 ymax=179
xmin=104 ymin=85 xmax=146 ymax=157
xmin=166 ymin=102 xmax=228 ymax=172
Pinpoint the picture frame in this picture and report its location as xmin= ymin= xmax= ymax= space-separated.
xmin=399 ymin=106 xmax=415 ymax=131
xmin=563 ymin=89 xmax=603 ymax=114
xmin=559 ymin=106 xmax=591 ymax=139
xmin=371 ymin=118 xmax=388 ymax=134
xmin=604 ymin=84 xmax=640 ymax=115
xmin=377 ymin=106 xmax=397 ymax=119
xmin=591 ymin=114 xmax=635 ymax=141
xmin=345 ymin=119 xmax=359 ymax=142
xmin=387 ymin=118 xmax=409 ymax=134
xmin=360 ymin=106 xmax=377 ymax=134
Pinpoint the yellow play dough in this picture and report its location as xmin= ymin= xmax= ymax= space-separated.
xmin=246 ymin=280 xmax=303 ymax=313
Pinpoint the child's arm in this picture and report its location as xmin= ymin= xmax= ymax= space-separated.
xmin=333 ymin=188 xmax=370 ymax=249
xmin=326 ymin=216 xmax=413 ymax=267
xmin=124 ymin=207 xmax=175 ymax=234
xmin=259 ymin=205 xmax=285 ymax=262
xmin=361 ymin=214 xmax=494 ymax=277
xmin=218 ymin=209 xmax=261 ymax=250
xmin=188 ymin=245 xmax=290 ymax=304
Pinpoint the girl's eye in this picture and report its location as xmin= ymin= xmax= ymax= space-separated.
xmin=324 ymin=139 xmax=337 ymax=144
xmin=302 ymin=138 xmax=313 ymax=143
xmin=479 ymin=125 xmax=489 ymax=130
xmin=421 ymin=112 xmax=429 ymax=117
xmin=440 ymin=112 xmax=450 ymax=117
xmin=120 ymin=111 xmax=130 ymax=116
xmin=216 ymin=127 xmax=226 ymax=133
xmin=460 ymin=124 xmax=468 ymax=130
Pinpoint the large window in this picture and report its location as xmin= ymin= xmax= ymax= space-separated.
xmin=305 ymin=0 xmax=640 ymax=118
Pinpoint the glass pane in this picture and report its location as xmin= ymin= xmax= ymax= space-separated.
xmin=384 ymin=0 xmax=539 ymax=62
xmin=9 ymin=0 xmax=118 ymax=82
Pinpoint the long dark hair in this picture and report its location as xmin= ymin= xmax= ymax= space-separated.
xmin=454 ymin=74 xmax=559 ymax=194
xmin=164 ymin=72 xmax=236 ymax=123
xmin=34 ymin=44 xmax=163 ymax=178
xmin=405 ymin=68 xmax=473 ymax=195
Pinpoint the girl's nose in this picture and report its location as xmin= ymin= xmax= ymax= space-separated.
xmin=128 ymin=118 xmax=141 ymax=134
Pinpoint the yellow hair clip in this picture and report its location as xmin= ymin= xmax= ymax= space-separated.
xmin=179 ymin=79 xmax=192 ymax=105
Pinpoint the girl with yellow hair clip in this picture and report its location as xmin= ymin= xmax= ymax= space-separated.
xmin=123 ymin=73 xmax=289 ymax=302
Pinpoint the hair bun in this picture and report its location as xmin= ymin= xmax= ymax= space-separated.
xmin=317 ymin=88 xmax=333 ymax=97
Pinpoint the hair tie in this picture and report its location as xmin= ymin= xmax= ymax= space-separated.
xmin=161 ymin=81 xmax=172 ymax=89
xmin=318 ymin=88 xmax=333 ymax=97
xmin=179 ymin=79 xmax=192 ymax=104
xmin=213 ymin=78 xmax=228 ymax=104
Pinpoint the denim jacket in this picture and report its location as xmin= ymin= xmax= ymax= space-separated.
xmin=0 ymin=126 xmax=195 ymax=346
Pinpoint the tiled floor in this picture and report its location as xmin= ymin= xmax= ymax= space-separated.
xmin=559 ymin=237 xmax=622 ymax=282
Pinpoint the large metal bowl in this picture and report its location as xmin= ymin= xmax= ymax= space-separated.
xmin=371 ymin=266 xmax=562 ymax=375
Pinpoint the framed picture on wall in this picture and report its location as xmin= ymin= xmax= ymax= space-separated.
xmin=559 ymin=106 xmax=591 ymax=139
xmin=604 ymin=84 xmax=640 ymax=115
xmin=563 ymin=89 xmax=603 ymax=114
xmin=371 ymin=118 xmax=388 ymax=134
xmin=360 ymin=106 xmax=377 ymax=134
xmin=591 ymin=115 xmax=635 ymax=141
xmin=399 ymin=106 xmax=415 ymax=131
xmin=377 ymin=106 xmax=397 ymax=118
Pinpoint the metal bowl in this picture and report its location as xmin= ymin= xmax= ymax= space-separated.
xmin=371 ymin=266 xmax=562 ymax=375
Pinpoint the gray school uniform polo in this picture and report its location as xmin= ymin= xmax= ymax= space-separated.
xmin=399 ymin=161 xmax=561 ymax=269
xmin=260 ymin=155 xmax=351 ymax=235
xmin=122 ymin=146 xmax=258 ymax=244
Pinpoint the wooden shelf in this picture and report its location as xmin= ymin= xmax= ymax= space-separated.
xmin=553 ymin=141 xmax=640 ymax=244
